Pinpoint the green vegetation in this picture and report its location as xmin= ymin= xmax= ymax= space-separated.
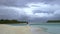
xmin=0 ymin=19 xmax=28 ymax=24
xmin=47 ymin=20 xmax=60 ymax=23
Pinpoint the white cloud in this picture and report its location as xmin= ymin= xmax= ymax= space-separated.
xmin=35 ymin=13 xmax=53 ymax=17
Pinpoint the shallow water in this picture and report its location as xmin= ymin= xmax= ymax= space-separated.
xmin=30 ymin=23 xmax=60 ymax=34
xmin=5 ymin=23 xmax=60 ymax=34
xmin=0 ymin=23 xmax=60 ymax=34
xmin=7 ymin=23 xmax=60 ymax=34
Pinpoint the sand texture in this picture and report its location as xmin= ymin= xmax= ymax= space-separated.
xmin=0 ymin=24 xmax=32 ymax=34
xmin=0 ymin=24 xmax=52 ymax=34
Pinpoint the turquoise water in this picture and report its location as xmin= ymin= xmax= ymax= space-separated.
xmin=30 ymin=24 xmax=60 ymax=34
xmin=8 ymin=23 xmax=60 ymax=34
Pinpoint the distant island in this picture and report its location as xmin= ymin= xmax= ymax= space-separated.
xmin=0 ymin=19 xmax=28 ymax=24
xmin=47 ymin=20 xmax=60 ymax=23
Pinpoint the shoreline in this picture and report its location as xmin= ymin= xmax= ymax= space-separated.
xmin=0 ymin=24 xmax=51 ymax=34
xmin=0 ymin=24 xmax=32 ymax=34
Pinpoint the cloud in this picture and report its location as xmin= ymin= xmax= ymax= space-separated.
xmin=26 ymin=3 xmax=60 ymax=17
xmin=25 ymin=2 xmax=60 ymax=23
xmin=42 ymin=0 xmax=60 ymax=5
xmin=35 ymin=13 xmax=53 ymax=17
xmin=48 ymin=10 xmax=60 ymax=20
xmin=0 ymin=0 xmax=60 ymax=23
xmin=0 ymin=6 xmax=27 ymax=21
xmin=0 ymin=0 xmax=28 ymax=7
xmin=0 ymin=0 xmax=60 ymax=7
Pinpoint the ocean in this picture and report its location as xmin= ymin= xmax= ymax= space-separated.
xmin=30 ymin=23 xmax=60 ymax=34
xmin=5 ymin=23 xmax=60 ymax=34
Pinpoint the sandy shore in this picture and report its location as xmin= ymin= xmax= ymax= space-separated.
xmin=0 ymin=24 xmax=32 ymax=34
xmin=0 ymin=24 xmax=51 ymax=34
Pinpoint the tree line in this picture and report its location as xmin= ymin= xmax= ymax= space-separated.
xmin=0 ymin=19 xmax=28 ymax=24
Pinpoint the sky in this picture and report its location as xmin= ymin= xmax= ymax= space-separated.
xmin=0 ymin=0 xmax=60 ymax=24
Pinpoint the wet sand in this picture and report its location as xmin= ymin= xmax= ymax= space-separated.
xmin=0 ymin=24 xmax=51 ymax=34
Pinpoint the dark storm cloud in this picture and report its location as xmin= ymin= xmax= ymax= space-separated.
xmin=0 ymin=0 xmax=42 ymax=7
xmin=0 ymin=6 xmax=27 ymax=21
xmin=0 ymin=0 xmax=60 ymax=7
xmin=0 ymin=0 xmax=60 ymax=23
xmin=28 ymin=17 xmax=48 ymax=24
xmin=0 ymin=0 xmax=28 ymax=7
xmin=33 ymin=10 xmax=54 ymax=14
xmin=25 ymin=2 xmax=60 ymax=23
xmin=41 ymin=0 xmax=60 ymax=5
xmin=0 ymin=0 xmax=58 ymax=7
xmin=48 ymin=11 xmax=60 ymax=20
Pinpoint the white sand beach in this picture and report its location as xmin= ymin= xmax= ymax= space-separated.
xmin=0 ymin=24 xmax=32 ymax=34
xmin=0 ymin=24 xmax=51 ymax=34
